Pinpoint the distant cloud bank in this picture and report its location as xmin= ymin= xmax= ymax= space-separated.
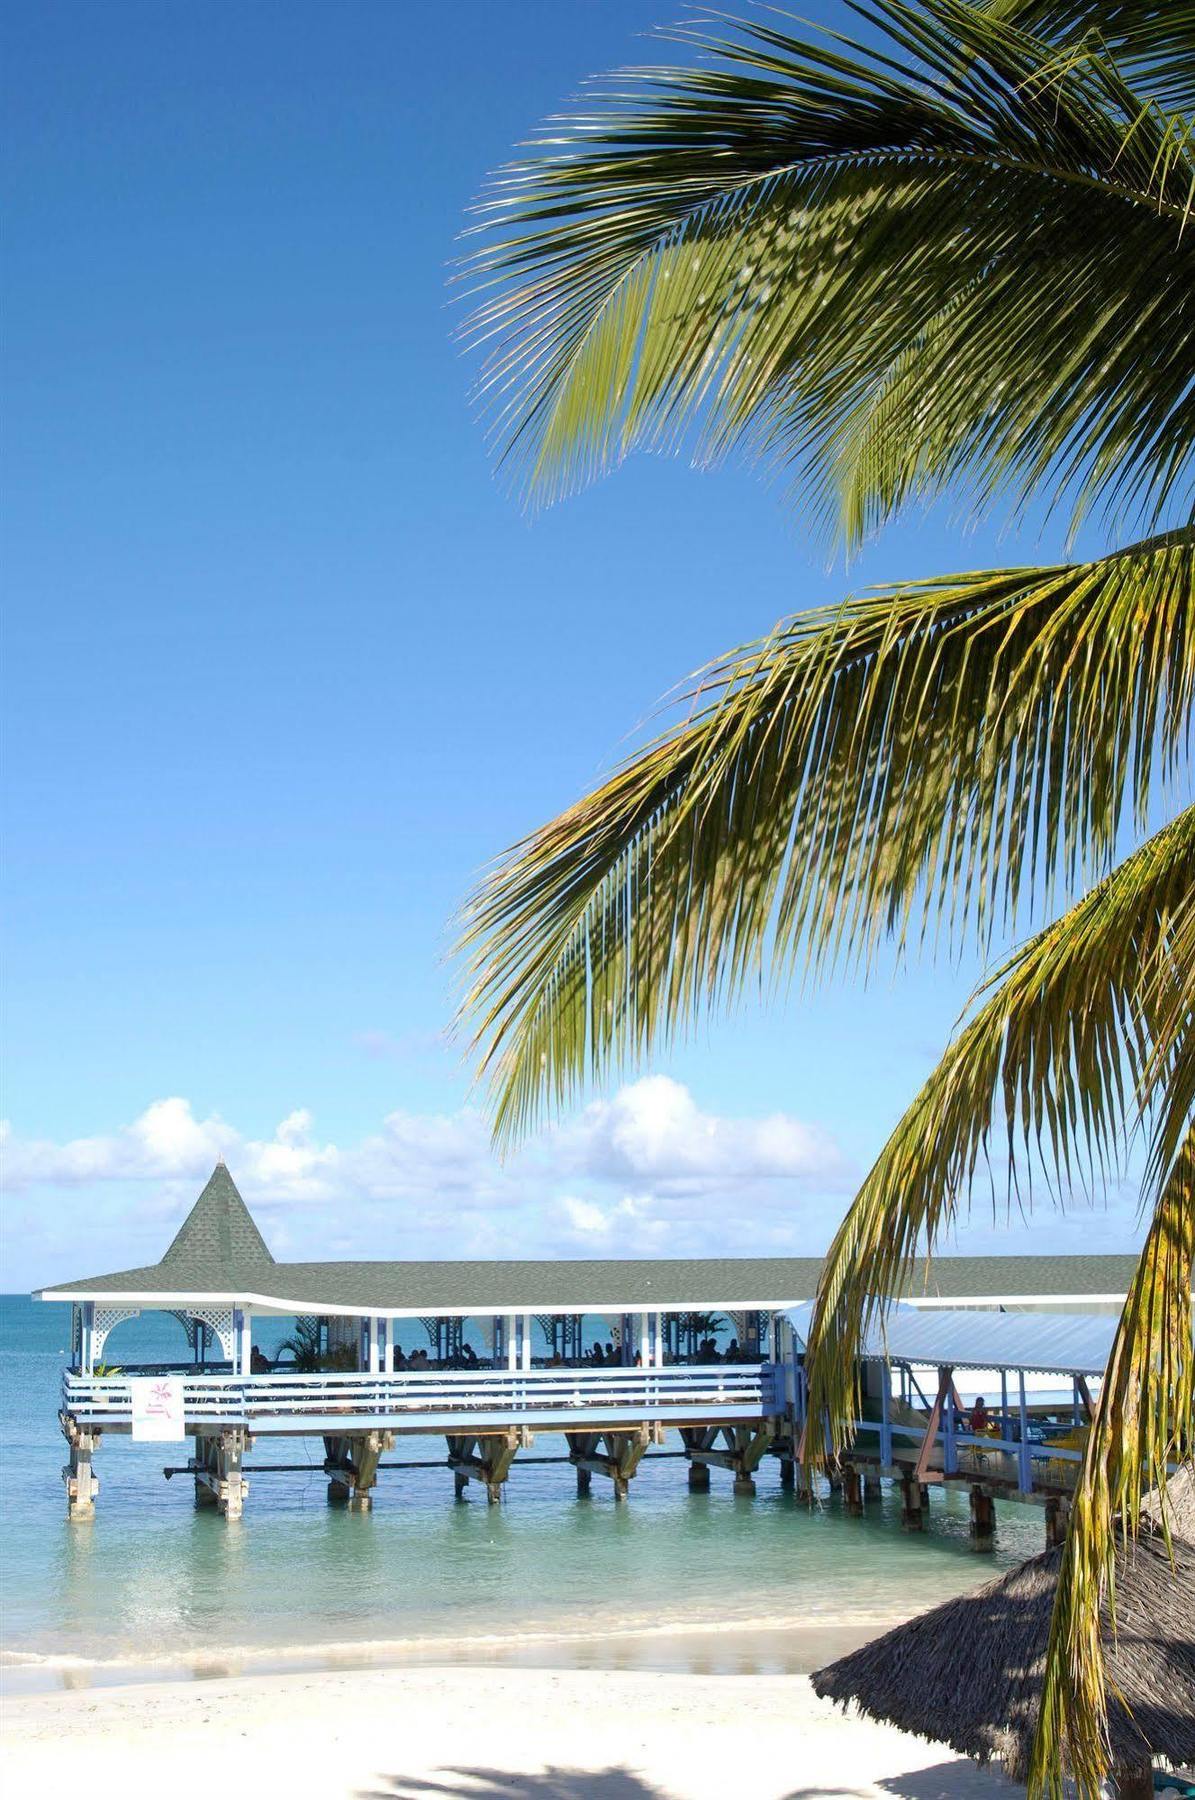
xmin=1 ymin=1078 xmax=852 ymax=1285
xmin=2 ymin=1075 xmax=1145 ymax=1290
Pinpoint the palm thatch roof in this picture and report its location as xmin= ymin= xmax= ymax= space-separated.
xmin=812 ymin=1472 xmax=1195 ymax=1783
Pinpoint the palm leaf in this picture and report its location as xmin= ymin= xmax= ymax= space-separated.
xmin=462 ymin=0 xmax=1195 ymax=538
xmin=1029 ymin=1122 xmax=1194 ymax=1798
xmin=457 ymin=7 xmax=1195 ymax=1791
xmin=981 ymin=2 xmax=1195 ymax=109
xmin=799 ymin=805 xmax=1194 ymax=1485
xmin=458 ymin=535 xmax=1195 ymax=1142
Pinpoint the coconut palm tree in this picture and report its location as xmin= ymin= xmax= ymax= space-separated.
xmin=455 ymin=4 xmax=1194 ymax=1793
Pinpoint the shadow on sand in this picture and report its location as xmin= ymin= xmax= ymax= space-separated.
xmin=359 ymin=1756 xmax=1014 ymax=1799
xmin=359 ymin=1770 xmax=668 ymax=1799
xmin=787 ymin=1758 xmax=1016 ymax=1798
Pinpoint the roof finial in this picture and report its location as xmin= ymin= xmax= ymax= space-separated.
xmin=216 ymin=1152 xmax=226 ymax=1166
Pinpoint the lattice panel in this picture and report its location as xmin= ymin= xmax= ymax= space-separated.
xmin=188 ymin=1307 xmax=235 ymax=1361
xmin=170 ymin=1310 xmax=199 ymax=1351
xmin=326 ymin=1315 xmax=357 ymax=1352
xmin=92 ymin=1306 xmax=141 ymax=1363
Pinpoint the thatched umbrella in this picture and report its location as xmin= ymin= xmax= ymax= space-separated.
xmin=812 ymin=1475 xmax=1195 ymax=1794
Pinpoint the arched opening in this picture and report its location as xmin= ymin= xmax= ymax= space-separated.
xmin=89 ymin=1308 xmax=195 ymax=1372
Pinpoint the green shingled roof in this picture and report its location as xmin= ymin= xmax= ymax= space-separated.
xmin=35 ymin=1164 xmax=1139 ymax=1314
xmin=161 ymin=1162 xmax=274 ymax=1269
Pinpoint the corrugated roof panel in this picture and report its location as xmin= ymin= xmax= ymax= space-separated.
xmin=787 ymin=1303 xmax=1118 ymax=1375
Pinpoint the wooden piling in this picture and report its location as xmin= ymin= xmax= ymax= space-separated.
xmin=324 ymin=1430 xmax=393 ymax=1509
xmin=193 ymin=1429 xmax=250 ymax=1519
xmin=900 ymin=1471 xmax=925 ymax=1532
xmin=61 ymin=1413 xmax=100 ymax=1520
xmin=969 ymin=1484 xmax=996 ymax=1551
xmin=446 ymin=1429 xmax=525 ymax=1504
xmin=682 ymin=1421 xmax=774 ymax=1496
xmin=842 ymin=1465 xmax=864 ymax=1517
xmin=1045 ymin=1495 xmax=1070 ymax=1548
xmin=566 ymin=1425 xmax=655 ymax=1500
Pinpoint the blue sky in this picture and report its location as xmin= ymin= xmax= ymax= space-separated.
xmin=3 ymin=0 xmax=1147 ymax=1287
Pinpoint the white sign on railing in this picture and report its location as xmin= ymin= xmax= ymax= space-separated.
xmin=130 ymin=1376 xmax=185 ymax=1441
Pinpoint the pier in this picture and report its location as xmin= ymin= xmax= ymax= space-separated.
xmin=784 ymin=1301 xmax=1121 ymax=1549
xmin=38 ymin=1163 xmax=1135 ymax=1532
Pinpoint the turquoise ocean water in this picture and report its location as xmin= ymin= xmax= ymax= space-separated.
xmin=0 ymin=1295 xmax=1046 ymax=1690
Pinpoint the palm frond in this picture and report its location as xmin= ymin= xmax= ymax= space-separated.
xmin=1029 ymin=1122 xmax=1194 ymax=1798
xmin=1140 ymin=888 xmax=1195 ymax=1183
xmin=799 ymin=805 xmax=1194 ymax=1482
xmin=457 ymin=536 xmax=1195 ymax=1141
xmin=462 ymin=0 xmax=1195 ymax=538
xmin=981 ymin=2 xmax=1195 ymax=109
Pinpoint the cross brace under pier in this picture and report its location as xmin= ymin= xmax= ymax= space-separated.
xmin=323 ymin=1431 xmax=395 ymax=1508
xmin=681 ymin=1422 xmax=776 ymax=1495
xmin=447 ymin=1428 xmax=531 ymax=1503
xmin=566 ymin=1423 xmax=661 ymax=1499
xmin=192 ymin=1429 xmax=252 ymax=1519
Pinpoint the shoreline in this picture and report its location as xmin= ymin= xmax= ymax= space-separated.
xmin=0 ymin=1662 xmax=1019 ymax=1800
xmin=1 ymin=1608 xmax=915 ymax=1696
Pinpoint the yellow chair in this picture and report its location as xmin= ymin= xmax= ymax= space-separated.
xmin=1045 ymin=1426 xmax=1089 ymax=1487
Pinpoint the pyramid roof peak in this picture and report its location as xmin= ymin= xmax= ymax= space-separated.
xmin=161 ymin=1162 xmax=274 ymax=1271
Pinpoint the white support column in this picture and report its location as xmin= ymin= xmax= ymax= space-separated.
xmin=237 ymin=1308 xmax=252 ymax=1377
xmin=653 ymin=1311 xmax=664 ymax=1369
xmin=506 ymin=1315 xmax=517 ymax=1372
xmin=380 ymin=1318 xmax=392 ymax=1372
xmin=520 ymin=1315 xmax=532 ymax=1372
xmin=370 ymin=1316 xmax=382 ymax=1374
xmin=1017 ymin=1372 xmax=1033 ymax=1494
xmin=640 ymin=1313 xmax=650 ymax=1367
xmin=77 ymin=1302 xmax=94 ymax=1373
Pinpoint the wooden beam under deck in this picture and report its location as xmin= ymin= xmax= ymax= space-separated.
xmin=446 ymin=1428 xmax=530 ymax=1503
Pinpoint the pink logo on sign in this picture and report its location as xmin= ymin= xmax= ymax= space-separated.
xmin=131 ymin=1375 xmax=185 ymax=1441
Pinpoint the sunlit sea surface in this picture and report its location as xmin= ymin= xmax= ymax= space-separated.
xmin=0 ymin=1295 xmax=1047 ymax=1692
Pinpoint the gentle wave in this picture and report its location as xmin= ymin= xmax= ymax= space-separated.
xmin=0 ymin=1606 xmax=915 ymax=1683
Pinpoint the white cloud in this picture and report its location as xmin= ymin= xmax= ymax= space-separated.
xmin=558 ymin=1075 xmax=841 ymax=1190
xmin=1 ymin=1073 xmax=1150 ymax=1289
xmin=559 ymin=1195 xmax=610 ymax=1236
xmin=6 ymin=1097 xmax=230 ymax=1188
xmin=1 ymin=1078 xmax=856 ymax=1284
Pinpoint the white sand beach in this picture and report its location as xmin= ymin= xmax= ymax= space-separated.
xmin=0 ymin=1664 xmax=1020 ymax=1799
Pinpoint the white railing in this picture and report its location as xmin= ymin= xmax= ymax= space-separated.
xmin=62 ymin=1363 xmax=781 ymax=1430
